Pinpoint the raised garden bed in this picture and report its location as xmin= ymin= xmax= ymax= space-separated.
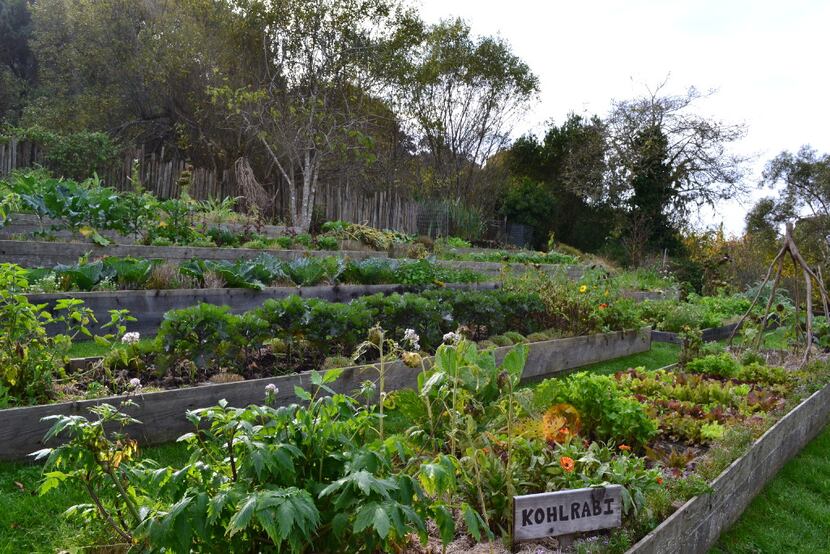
xmin=1 ymin=213 xmax=295 ymax=238
xmin=0 ymin=215 xmax=377 ymax=252
xmin=0 ymin=328 xmax=650 ymax=461
xmin=0 ymin=239 xmax=385 ymax=266
xmin=621 ymin=289 xmax=680 ymax=302
xmin=627 ymin=379 xmax=830 ymax=554
xmin=435 ymin=259 xmax=585 ymax=279
xmin=29 ymin=282 xmax=501 ymax=336
xmin=651 ymin=321 xmax=741 ymax=344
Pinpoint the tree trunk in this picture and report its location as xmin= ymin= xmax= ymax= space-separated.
xmin=297 ymin=151 xmax=318 ymax=232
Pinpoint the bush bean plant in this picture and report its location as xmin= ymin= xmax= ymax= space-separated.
xmin=0 ymin=263 xmax=135 ymax=407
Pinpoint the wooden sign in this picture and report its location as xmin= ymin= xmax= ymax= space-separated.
xmin=513 ymin=485 xmax=623 ymax=541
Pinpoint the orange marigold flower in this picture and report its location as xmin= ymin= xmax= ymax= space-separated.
xmin=619 ymin=444 xmax=631 ymax=452
xmin=599 ymin=303 xmax=608 ymax=310
xmin=656 ymin=476 xmax=664 ymax=485
xmin=559 ymin=456 xmax=575 ymax=472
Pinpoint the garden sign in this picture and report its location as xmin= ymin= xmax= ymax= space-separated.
xmin=513 ymin=485 xmax=623 ymax=541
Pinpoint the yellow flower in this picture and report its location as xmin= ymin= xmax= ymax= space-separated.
xmin=579 ymin=285 xmax=588 ymax=294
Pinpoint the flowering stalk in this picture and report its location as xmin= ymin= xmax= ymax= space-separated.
xmin=378 ymin=334 xmax=386 ymax=441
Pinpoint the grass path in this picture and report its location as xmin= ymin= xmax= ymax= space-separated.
xmin=711 ymin=423 xmax=830 ymax=554
xmin=0 ymin=443 xmax=189 ymax=553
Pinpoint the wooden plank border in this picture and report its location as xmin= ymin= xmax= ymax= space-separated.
xmin=435 ymin=259 xmax=586 ymax=279
xmin=1 ymin=213 xmax=295 ymax=237
xmin=0 ymin=328 xmax=651 ymax=461
xmin=27 ymin=282 xmax=501 ymax=336
xmin=651 ymin=322 xmax=740 ymax=344
xmin=0 ymin=239 xmax=385 ymax=267
xmin=627 ymin=381 xmax=830 ymax=554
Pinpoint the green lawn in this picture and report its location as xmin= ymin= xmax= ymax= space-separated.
xmin=0 ymin=443 xmax=189 ymax=553
xmin=66 ymin=338 xmax=152 ymax=359
xmin=711 ymin=423 xmax=830 ymax=554
xmin=569 ymin=341 xmax=679 ymax=375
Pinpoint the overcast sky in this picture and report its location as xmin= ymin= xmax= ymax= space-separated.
xmin=418 ymin=0 xmax=830 ymax=235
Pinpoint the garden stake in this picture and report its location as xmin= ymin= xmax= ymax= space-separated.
xmin=730 ymin=223 xmax=830 ymax=366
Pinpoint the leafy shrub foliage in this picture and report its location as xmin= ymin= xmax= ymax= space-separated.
xmin=533 ymin=372 xmax=657 ymax=448
xmin=23 ymin=255 xmax=483 ymax=291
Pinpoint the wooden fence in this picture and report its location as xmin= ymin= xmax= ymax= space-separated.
xmin=0 ymin=139 xmax=421 ymax=233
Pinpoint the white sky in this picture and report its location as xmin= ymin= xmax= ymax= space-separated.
xmin=418 ymin=0 xmax=830 ymax=235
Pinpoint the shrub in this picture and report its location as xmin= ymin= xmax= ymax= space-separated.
xmin=0 ymin=264 xmax=63 ymax=405
xmin=740 ymin=350 xmax=765 ymax=366
xmin=206 ymin=226 xmax=241 ymax=247
xmin=358 ymin=293 xmax=445 ymax=350
xmin=342 ymin=259 xmax=396 ymax=285
xmin=241 ymin=239 xmax=269 ymax=249
xmin=503 ymin=331 xmax=527 ymax=344
xmin=38 ymin=383 xmax=446 ymax=552
xmin=274 ymin=236 xmax=294 ymax=249
xmin=315 ymin=235 xmax=339 ymax=250
xmin=138 ymin=288 xmax=554 ymax=377
xmin=443 ymin=236 xmax=471 ymax=248
xmin=737 ymin=362 xmax=789 ymax=385
xmin=534 ymin=372 xmax=657 ymax=448
xmin=294 ymin=233 xmax=313 ymax=248
xmin=685 ymin=353 xmax=740 ymax=379
xmin=489 ymin=335 xmax=513 ymax=347
xmin=157 ymin=303 xmax=242 ymax=371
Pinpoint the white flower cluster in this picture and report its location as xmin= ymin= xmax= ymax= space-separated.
xmin=442 ymin=331 xmax=461 ymax=345
xmin=129 ymin=378 xmax=142 ymax=389
xmin=265 ymin=383 xmax=279 ymax=395
xmin=122 ymin=332 xmax=141 ymax=344
xmin=403 ymin=328 xmax=420 ymax=351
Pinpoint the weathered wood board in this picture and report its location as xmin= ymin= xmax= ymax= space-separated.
xmin=514 ymin=485 xmax=623 ymax=541
xmin=627 ymin=381 xmax=830 ymax=554
xmin=651 ymin=321 xmax=741 ymax=344
xmin=0 ymin=239 xmax=384 ymax=266
xmin=434 ymin=259 xmax=585 ymax=280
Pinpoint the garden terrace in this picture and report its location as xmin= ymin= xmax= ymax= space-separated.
xmin=12 ymin=336 xmax=830 ymax=553
xmin=0 ymin=172 xmax=414 ymax=251
xmin=19 ymin=255 xmax=485 ymax=293
xmin=40 ymin=286 xmax=602 ymax=403
xmin=0 ymin=239 xmax=386 ymax=267
xmin=0 ymin=328 xmax=651 ymax=461
xmin=0 ymin=213 xmax=294 ymax=245
xmin=30 ymin=282 xmax=500 ymax=337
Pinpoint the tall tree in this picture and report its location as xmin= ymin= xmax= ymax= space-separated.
xmin=504 ymin=114 xmax=611 ymax=251
xmin=763 ymin=146 xmax=830 ymax=222
xmin=606 ymin=84 xmax=748 ymax=221
xmin=395 ymin=18 xmax=539 ymax=205
xmin=762 ymin=146 xmax=830 ymax=265
xmin=605 ymin=84 xmax=748 ymax=262
xmin=213 ymin=0 xmax=417 ymax=231
xmin=26 ymin=0 xmax=255 ymax=165
xmin=0 ymin=0 xmax=36 ymax=122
